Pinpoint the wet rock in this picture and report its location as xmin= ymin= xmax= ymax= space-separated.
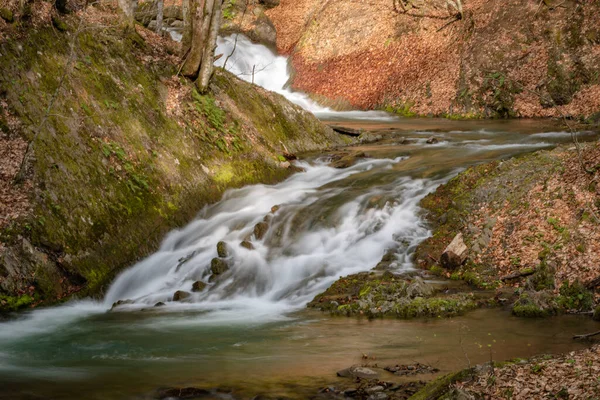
xmin=426 ymin=136 xmax=439 ymax=144
xmin=154 ymin=302 xmax=166 ymax=307
xmin=191 ymin=281 xmax=207 ymax=292
xmin=156 ymin=386 xmax=210 ymax=399
xmin=111 ymin=299 xmax=134 ymax=310
xmin=271 ymin=205 xmax=280 ymax=213
xmin=365 ymin=385 xmax=384 ymax=393
xmin=330 ymin=125 xmax=362 ymax=137
xmin=337 ymin=366 xmax=379 ymax=379
xmin=406 ymin=277 xmax=434 ymax=298
xmin=253 ymin=221 xmax=269 ymax=240
xmin=240 ymin=240 xmax=255 ymax=250
xmin=358 ymin=132 xmax=383 ymax=143
xmin=384 ymin=362 xmax=439 ymax=376
xmin=216 ymin=241 xmax=229 ymax=258
xmin=210 ymin=258 xmax=229 ymax=275
xmin=173 ymin=290 xmax=191 ymax=302
xmin=329 ymin=152 xmax=366 ymax=169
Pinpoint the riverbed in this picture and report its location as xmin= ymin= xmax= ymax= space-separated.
xmin=1 ymin=117 xmax=598 ymax=399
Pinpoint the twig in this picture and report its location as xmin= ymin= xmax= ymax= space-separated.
xmin=573 ymin=331 xmax=600 ymax=340
xmin=222 ymin=0 xmax=250 ymax=71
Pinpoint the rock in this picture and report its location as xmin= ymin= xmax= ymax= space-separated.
xmin=271 ymin=205 xmax=281 ymax=213
xmin=337 ymin=366 xmax=379 ymax=379
xmin=406 ymin=277 xmax=434 ymax=298
xmin=216 ymin=241 xmax=229 ymax=258
xmin=148 ymin=20 xmax=157 ymax=30
xmin=170 ymin=19 xmax=183 ymax=28
xmin=111 ymin=299 xmax=134 ymax=310
xmin=173 ymin=290 xmax=191 ymax=302
xmin=440 ymin=233 xmax=468 ymax=270
xmin=191 ymin=281 xmax=207 ymax=292
xmin=253 ymin=221 xmax=269 ymax=240
xmin=329 ymin=152 xmax=366 ymax=169
xmin=210 ymin=258 xmax=229 ymax=275
xmin=258 ymin=0 xmax=280 ymax=8
xmin=240 ymin=240 xmax=254 ymax=250
xmin=154 ymin=302 xmax=166 ymax=307
xmin=366 ymin=386 xmax=385 ymax=393
xmin=426 ymin=136 xmax=439 ymax=144
xmin=329 ymin=125 xmax=362 ymax=137
xmin=280 ymin=161 xmax=291 ymax=169
xmin=358 ymin=132 xmax=383 ymax=143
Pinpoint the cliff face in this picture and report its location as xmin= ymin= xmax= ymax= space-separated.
xmin=267 ymin=0 xmax=600 ymax=120
xmin=0 ymin=5 xmax=345 ymax=312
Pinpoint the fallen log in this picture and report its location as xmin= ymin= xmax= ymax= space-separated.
xmin=440 ymin=233 xmax=468 ymax=270
xmin=329 ymin=125 xmax=362 ymax=137
xmin=500 ymin=268 xmax=536 ymax=282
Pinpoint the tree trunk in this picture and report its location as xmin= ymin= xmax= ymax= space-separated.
xmin=440 ymin=233 xmax=468 ymax=270
xmin=182 ymin=0 xmax=192 ymax=53
xmin=181 ymin=0 xmax=210 ymax=78
xmin=156 ymin=0 xmax=164 ymax=34
xmin=196 ymin=0 xmax=222 ymax=93
xmin=118 ymin=0 xmax=138 ymax=28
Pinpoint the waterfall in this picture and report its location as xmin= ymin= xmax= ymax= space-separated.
xmin=104 ymin=158 xmax=438 ymax=315
xmin=214 ymin=35 xmax=394 ymax=120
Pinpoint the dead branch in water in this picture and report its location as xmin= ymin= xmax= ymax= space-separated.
xmin=573 ymin=331 xmax=600 ymax=340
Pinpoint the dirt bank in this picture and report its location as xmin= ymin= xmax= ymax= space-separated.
xmin=267 ymin=0 xmax=600 ymax=120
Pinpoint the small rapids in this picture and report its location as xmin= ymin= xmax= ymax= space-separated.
xmin=105 ymin=157 xmax=440 ymax=315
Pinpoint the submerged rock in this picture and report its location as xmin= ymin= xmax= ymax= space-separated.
xmin=111 ymin=299 xmax=134 ymax=310
xmin=337 ymin=366 xmax=379 ymax=379
xmin=191 ymin=281 xmax=207 ymax=292
xmin=216 ymin=241 xmax=229 ymax=258
xmin=240 ymin=240 xmax=254 ymax=250
xmin=210 ymin=258 xmax=229 ymax=275
xmin=173 ymin=290 xmax=191 ymax=302
xmin=426 ymin=136 xmax=439 ymax=144
xmin=253 ymin=221 xmax=269 ymax=240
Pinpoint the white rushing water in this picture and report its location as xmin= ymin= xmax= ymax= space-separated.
xmin=104 ymin=158 xmax=439 ymax=316
xmin=214 ymin=35 xmax=394 ymax=120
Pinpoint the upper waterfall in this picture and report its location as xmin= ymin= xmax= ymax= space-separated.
xmin=214 ymin=35 xmax=394 ymax=120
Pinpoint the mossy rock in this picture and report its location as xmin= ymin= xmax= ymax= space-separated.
xmin=210 ymin=258 xmax=229 ymax=275
xmin=408 ymin=368 xmax=475 ymax=400
xmin=511 ymin=291 xmax=556 ymax=318
xmin=216 ymin=241 xmax=229 ymax=258
xmin=556 ymin=280 xmax=593 ymax=312
xmin=0 ymin=7 xmax=14 ymax=23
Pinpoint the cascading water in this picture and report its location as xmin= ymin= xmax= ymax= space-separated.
xmin=105 ymin=157 xmax=439 ymax=315
xmin=214 ymin=35 xmax=394 ymax=120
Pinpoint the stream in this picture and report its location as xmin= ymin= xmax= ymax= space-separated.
xmin=1 ymin=35 xmax=599 ymax=400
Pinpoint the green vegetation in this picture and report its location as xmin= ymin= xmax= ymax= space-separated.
xmin=556 ymin=280 xmax=593 ymax=311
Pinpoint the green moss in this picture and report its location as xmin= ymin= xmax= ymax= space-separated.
xmin=0 ymin=294 xmax=34 ymax=312
xmin=52 ymin=15 xmax=68 ymax=32
xmin=513 ymin=303 xmax=550 ymax=318
xmin=557 ymin=280 xmax=593 ymax=311
xmin=384 ymin=101 xmax=417 ymax=117
xmin=408 ymin=368 xmax=474 ymax=400
xmin=0 ymin=7 xmax=13 ymax=23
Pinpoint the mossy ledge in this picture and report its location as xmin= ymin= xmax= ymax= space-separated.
xmin=0 ymin=21 xmax=345 ymax=313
